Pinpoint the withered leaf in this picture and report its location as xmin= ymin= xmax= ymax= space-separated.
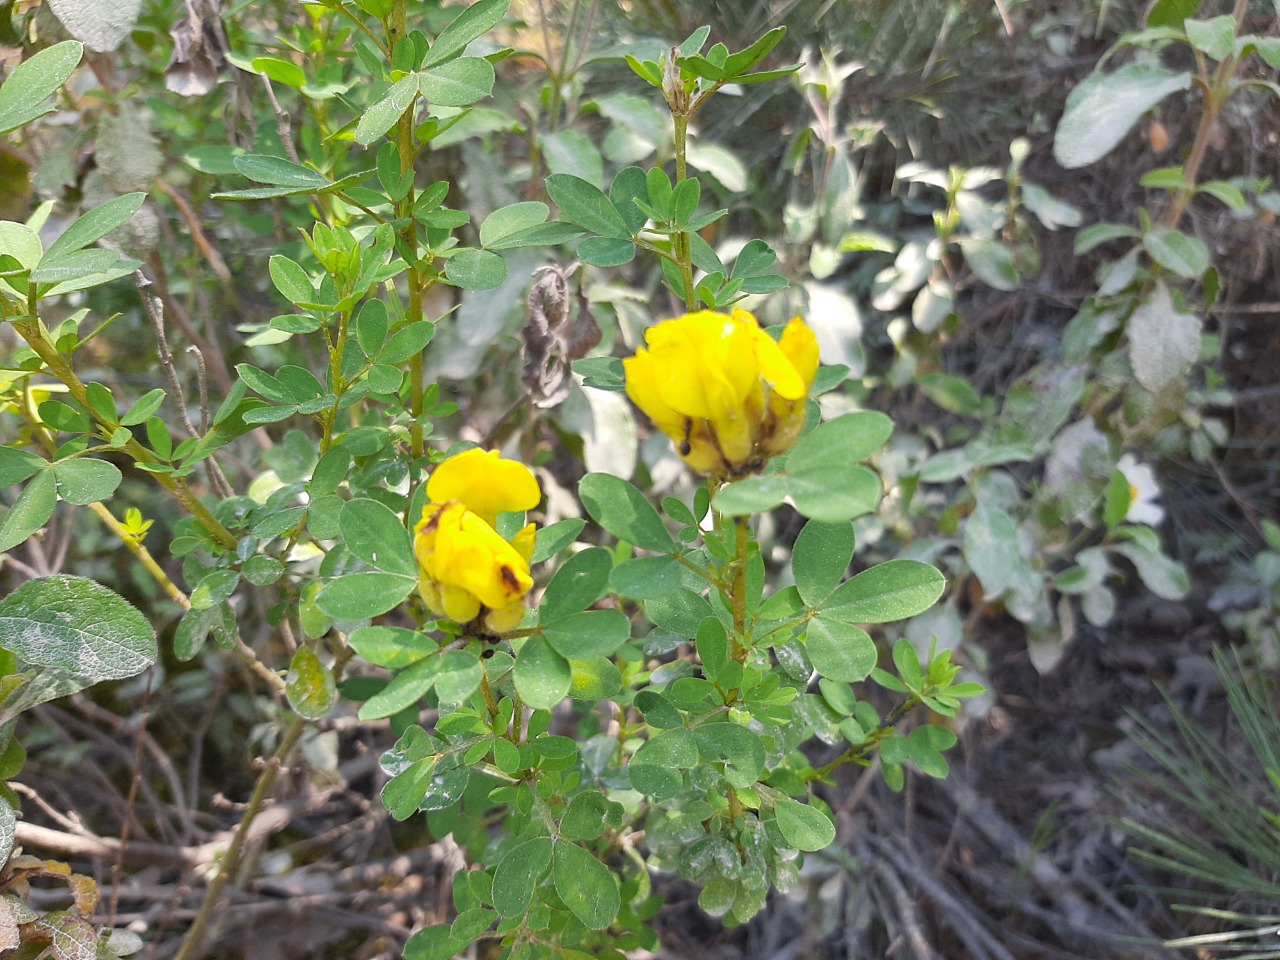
xmin=522 ymin=263 xmax=602 ymax=409
xmin=165 ymin=0 xmax=228 ymax=97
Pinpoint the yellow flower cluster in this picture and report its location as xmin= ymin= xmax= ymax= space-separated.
xmin=624 ymin=309 xmax=820 ymax=477
xmin=413 ymin=449 xmax=539 ymax=634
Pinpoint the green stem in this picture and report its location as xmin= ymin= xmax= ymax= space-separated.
xmin=672 ymin=113 xmax=697 ymax=311
xmin=807 ymin=694 xmax=921 ymax=782
xmin=1159 ymin=0 xmax=1248 ymax=230
xmin=730 ymin=517 xmax=748 ymax=660
xmin=12 ymin=317 xmax=237 ymax=550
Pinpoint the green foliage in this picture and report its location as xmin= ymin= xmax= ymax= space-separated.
xmin=7 ymin=0 xmax=1272 ymax=956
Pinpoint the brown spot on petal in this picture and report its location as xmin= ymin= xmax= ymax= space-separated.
xmin=500 ymin=566 xmax=521 ymax=592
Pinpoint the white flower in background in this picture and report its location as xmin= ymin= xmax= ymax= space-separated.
xmin=1117 ymin=454 xmax=1164 ymax=525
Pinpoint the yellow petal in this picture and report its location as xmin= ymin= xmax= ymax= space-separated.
xmin=413 ymin=501 xmax=533 ymax=619
xmin=427 ymin=448 xmax=541 ymax=527
xmin=778 ymin=317 xmax=820 ymax=392
xmin=624 ymin=348 xmax=687 ymax=440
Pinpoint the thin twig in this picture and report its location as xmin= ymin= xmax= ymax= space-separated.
xmin=261 ymin=74 xmax=299 ymax=165
xmin=172 ymin=714 xmax=307 ymax=960
xmin=137 ymin=272 xmax=201 ymax=440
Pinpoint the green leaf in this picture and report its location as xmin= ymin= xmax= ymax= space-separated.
xmin=644 ymin=587 xmax=714 ymax=638
xmin=806 ymin=617 xmax=876 ymax=682
xmin=317 ymin=571 xmax=416 ymax=619
xmin=634 ymin=690 xmax=683 ymax=728
xmin=824 ymin=560 xmax=946 ymax=625
xmin=444 ymin=248 xmax=506 ymax=289
xmin=546 ymin=174 xmax=632 ymax=240
xmin=31 ymin=248 xmax=126 ymax=284
xmin=609 ymin=555 xmax=680 ymax=599
xmin=269 ymin=255 xmax=313 ymax=304
xmin=379 ymin=320 xmax=436 ymax=364
xmin=1075 ymin=222 xmax=1143 ymax=253
xmin=418 ymin=57 xmax=496 ymax=107
xmin=1053 ymin=62 xmax=1191 ymax=169
xmin=0 ymin=40 xmax=83 ymax=135
xmin=723 ymin=26 xmax=786 ymax=75
xmin=1198 ymin=179 xmax=1246 ymax=212
xmin=404 ymin=926 xmax=466 ymax=960
xmin=52 ymin=458 xmax=121 ymax=504
xmin=917 ymin=372 xmax=982 ymax=415
xmin=532 ymin=518 xmax=585 ymax=563
xmin=577 ymin=236 xmax=635 ymax=267
xmin=355 ymin=74 xmax=420 ymax=145
xmin=540 ymin=548 xmax=611 ymax=622
xmin=492 ymin=836 xmax=553 ymax=917
xmin=1146 ymin=0 xmax=1202 ymax=28
xmin=514 ymin=634 xmax=571 ymax=709
xmin=479 ymin=201 xmax=549 ymax=248
xmin=120 ymin=388 xmax=165 ymax=426
xmin=434 ymin=649 xmax=484 ymax=704
xmin=1113 ymin=542 xmax=1190 ymax=600
xmin=44 ymin=192 xmax=145 ymax=261
xmin=233 ymin=154 xmax=330 ymax=188
xmin=423 ymin=0 xmax=510 ymax=67
xmin=560 ymin=791 xmax=620 ymax=841
xmin=543 ymin=609 xmax=630 ymax=660
xmin=251 ymin=55 xmax=306 ymax=88
xmin=774 ymin=797 xmax=835 ymax=852
xmin=553 ymin=842 xmax=620 ymax=930
xmin=1143 ymin=227 xmax=1209 ymax=279
xmin=692 ymin=722 xmax=766 ymax=789
xmin=339 ymin=498 xmax=416 ymax=576
xmin=609 ymin=165 xmax=650 ymax=234
xmin=629 ymin=729 xmax=695 ymax=799
xmin=483 ymin=220 xmax=585 ymax=251
xmin=357 ymin=657 xmax=440 ymax=720
xmin=173 ymin=605 xmax=237 ymax=661
xmin=1185 ymin=15 xmax=1236 ymax=60
xmin=347 ymin=626 xmax=437 ymax=669
xmin=0 ymin=467 xmax=56 ymax=553
xmin=569 ymin=656 xmax=622 ymax=700
xmin=578 ymin=473 xmax=674 ymax=552
xmin=0 ymin=448 xmax=47 ymax=487
xmin=792 ymin=520 xmax=855 ymax=606
xmin=286 ymin=646 xmax=336 ymax=719
xmin=0 ymin=575 xmax=156 ymax=684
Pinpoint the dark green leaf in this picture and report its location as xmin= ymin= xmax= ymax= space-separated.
xmin=553 ymin=842 xmax=620 ymax=930
xmin=774 ymin=797 xmax=835 ymax=851
xmin=339 ymin=498 xmax=416 ymax=576
xmin=233 ymin=154 xmax=330 ymax=187
xmin=44 ymin=192 xmax=145 ymax=261
xmin=546 ymin=174 xmax=632 ymax=240
xmin=418 ymin=57 xmax=495 ymax=107
xmin=609 ymin=555 xmax=680 ymax=599
xmin=444 ymin=248 xmax=506 ymax=289
xmin=423 ymin=0 xmax=510 ymax=67
xmin=543 ymin=609 xmax=630 ymax=660
xmin=532 ymin=518 xmax=585 ymax=563
xmin=317 ymin=571 xmax=416 ymax=619
xmin=0 ymin=448 xmax=47 ymax=487
xmin=692 ymin=722 xmax=765 ymax=788
xmin=492 ymin=836 xmax=553 ymax=916
xmin=806 ymin=617 xmax=876 ymax=682
xmin=540 ymin=548 xmax=611 ymax=622
xmin=514 ymin=634 xmax=571 ymax=709
xmin=52 ymin=458 xmax=121 ymax=504
xmin=355 ymin=74 xmax=420 ymax=145
xmin=579 ymin=473 xmax=674 ymax=552
xmin=824 ymin=560 xmax=946 ymax=625
xmin=0 ymin=468 xmax=56 ymax=553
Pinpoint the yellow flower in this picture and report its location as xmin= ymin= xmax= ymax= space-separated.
xmin=623 ymin=309 xmax=819 ymax=476
xmin=414 ymin=501 xmax=536 ymax=633
xmin=427 ymin=447 xmax=541 ymax=527
xmin=414 ymin=449 xmax=541 ymax=633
